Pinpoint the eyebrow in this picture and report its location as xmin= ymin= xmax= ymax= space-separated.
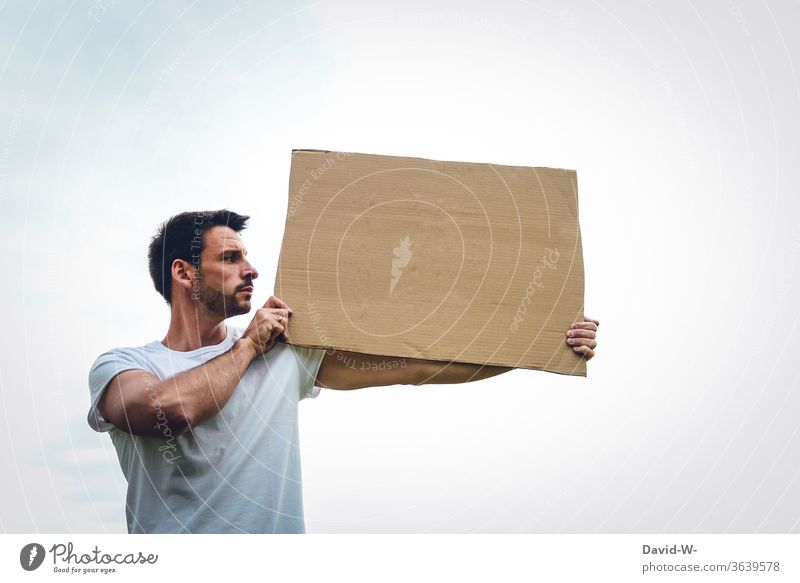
xmin=219 ymin=249 xmax=248 ymax=256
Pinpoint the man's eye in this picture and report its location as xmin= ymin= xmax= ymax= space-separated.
xmin=224 ymin=256 xmax=234 ymax=262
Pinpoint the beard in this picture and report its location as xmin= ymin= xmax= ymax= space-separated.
xmin=194 ymin=275 xmax=251 ymax=318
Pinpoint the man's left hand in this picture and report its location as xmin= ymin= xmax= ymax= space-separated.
xmin=566 ymin=317 xmax=600 ymax=360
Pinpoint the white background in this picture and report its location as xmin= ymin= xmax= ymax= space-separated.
xmin=1 ymin=0 xmax=798 ymax=533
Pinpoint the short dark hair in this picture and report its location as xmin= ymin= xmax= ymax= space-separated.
xmin=148 ymin=209 xmax=250 ymax=305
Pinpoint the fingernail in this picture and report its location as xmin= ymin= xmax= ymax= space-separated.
xmin=567 ymin=339 xmax=574 ymax=344
xmin=567 ymin=331 xmax=573 ymax=337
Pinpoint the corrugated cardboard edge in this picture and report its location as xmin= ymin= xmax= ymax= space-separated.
xmin=291 ymin=148 xmax=577 ymax=175
xmin=282 ymin=338 xmax=587 ymax=377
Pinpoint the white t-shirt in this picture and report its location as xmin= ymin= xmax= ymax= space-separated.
xmin=87 ymin=326 xmax=326 ymax=533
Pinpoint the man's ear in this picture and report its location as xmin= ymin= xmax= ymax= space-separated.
xmin=171 ymin=258 xmax=196 ymax=294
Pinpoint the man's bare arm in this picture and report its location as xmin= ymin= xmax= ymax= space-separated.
xmin=413 ymin=360 xmax=513 ymax=385
xmin=315 ymin=350 xmax=511 ymax=390
xmin=99 ymin=297 xmax=291 ymax=437
xmin=99 ymin=339 xmax=259 ymax=437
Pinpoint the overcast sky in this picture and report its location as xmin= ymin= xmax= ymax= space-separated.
xmin=1 ymin=0 xmax=799 ymax=533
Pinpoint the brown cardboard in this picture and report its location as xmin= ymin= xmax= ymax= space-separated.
xmin=274 ymin=149 xmax=586 ymax=376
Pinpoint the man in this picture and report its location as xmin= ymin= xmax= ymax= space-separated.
xmin=87 ymin=209 xmax=599 ymax=533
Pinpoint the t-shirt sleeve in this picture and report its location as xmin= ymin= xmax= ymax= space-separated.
xmin=289 ymin=345 xmax=327 ymax=400
xmin=87 ymin=348 xmax=153 ymax=432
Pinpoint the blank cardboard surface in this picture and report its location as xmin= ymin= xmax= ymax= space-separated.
xmin=275 ymin=149 xmax=586 ymax=376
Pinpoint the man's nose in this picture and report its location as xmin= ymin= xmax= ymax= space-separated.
xmin=243 ymin=260 xmax=258 ymax=281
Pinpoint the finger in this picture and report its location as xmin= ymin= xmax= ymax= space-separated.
xmin=275 ymin=318 xmax=291 ymax=342
xmin=572 ymin=345 xmax=594 ymax=359
xmin=570 ymin=321 xmax=598 ymax=331
xmin=584 ymin=317 xmax=599 ymax=326
xmin=566 ymin=337 xmax=597 ymax=349
xmin=268 ymin=322 xmax=285 ymax=338
xmin=566 ymin=329 xmax=596 ymax=339
xmin=271 ymin=308 xmax=290 ymax=323
xmin=266 ymin=295 xmax=293 ymax=313
xmin=272 ymin=316 xmax=289 ymax=335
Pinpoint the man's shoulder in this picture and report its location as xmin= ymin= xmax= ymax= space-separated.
xmin=90 ymin=341 xmax=162 ymax=372
xmin=97 ymin=339 xmax=161 ymax=357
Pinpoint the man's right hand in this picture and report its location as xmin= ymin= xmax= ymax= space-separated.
xmin=241 ymin=295 xmax=293 ymax=355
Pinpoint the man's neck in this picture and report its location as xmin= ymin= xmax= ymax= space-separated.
xmin=161 ymin=305 xmax=228 ymax=352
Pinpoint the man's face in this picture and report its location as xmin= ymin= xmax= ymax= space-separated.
xmin=193 ymin=226 xmax=258 ymax=318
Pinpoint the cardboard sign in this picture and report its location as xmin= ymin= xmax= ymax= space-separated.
xmin=275 ymin=149 xmax=586 ymax=376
